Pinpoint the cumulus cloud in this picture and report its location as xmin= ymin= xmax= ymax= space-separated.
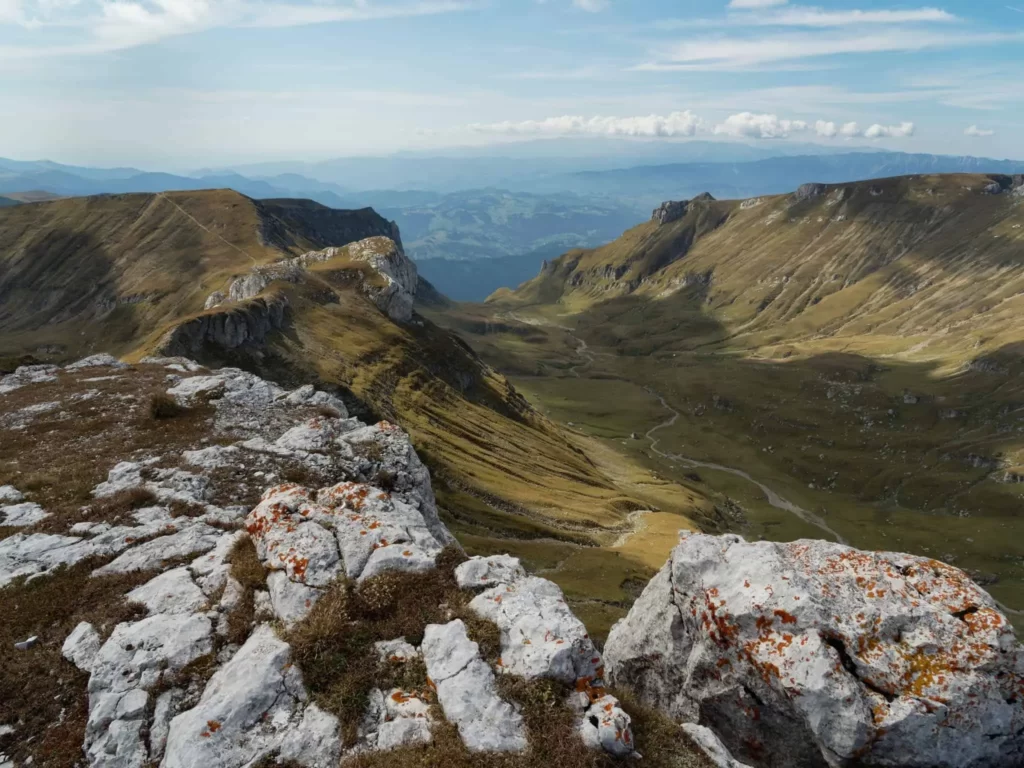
xmin=472 ymin=111 xmax=917 ymax=142
xmin=713 ymin=112 xmax=808 ymax=139
xmin=965 ymin=124 xmax=995 ymax=137
xmin=711 ymin=113 xmax=914 ymax=140
xmin=470 ymin=111 xmax=703 ymax=138
xmin=863 ymin=122 xmax=915 ymax=138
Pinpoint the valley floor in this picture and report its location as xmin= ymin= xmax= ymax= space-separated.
xmin=429 ymin=306 xmax=1024 ymax=632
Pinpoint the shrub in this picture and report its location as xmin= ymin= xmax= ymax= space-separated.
xmin=149 ymin=392 xmax=187 ymax=419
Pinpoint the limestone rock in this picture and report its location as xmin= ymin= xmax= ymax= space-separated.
xmin=455 ymin=554 xmax=526 ymax=589
xmin=0 ymin=364 xmax=59 ymax=394
xmin=422 ymin=619 xmax=528 ymax=753
xmin=0 ymin=501 xmax=49 ymax=526
xmin=66 ymin=354 xmax=129 ymax=370
xmin=794 ymin=183 xmax=827 ymax=202
xmin=469 ymin=575 xmax=602 ymax=684
xmin=86 ymin=613 xmax=213 ymax=767
xmin=63 ymin=622 xmax=102 ymax=672
xmin=682 ymin=724 xmax=754 ymax=768
xmin=92 ymin=524 xmax=223 ymax=575
xmin=127 ymin=567 xmax=209 ymax=615
xmin=375 ymin=637 xmax=420 ymax=663
xmin=604 ymin=533 xmax=1024 ymax=768
xmin=358 ymin=688 xmax=434 ymax=752
xmin=653 ymin=200 xmax=688 ymax=225
xmin=0 ymin=486 xmax=25 ymax=504
xmin=161 ymin=625 xmax=340 ymax=768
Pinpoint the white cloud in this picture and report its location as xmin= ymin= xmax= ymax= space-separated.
xmin=863 ymin=122 xmax=915 ymax=138
xmin=470 ymin=111 xmax=703 ymax=137
xmin=712 ymin=112 xmax=914 ymax=140
xmin=0 ymin=0 xmax=476 ymax=56
xmin=639 ymin=30 xmax=1024 ymax=71
xmin=713 ymin=112 xmax=807 ymax=139
xmin=743 ymin=7 xmax=957 ymax=27
xmin=965 ymin=124 xmax=995 ymax=137
xmin=729 ymin=0 xmax=788 ymax=8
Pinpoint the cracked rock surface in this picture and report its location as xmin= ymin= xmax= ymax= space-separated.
xmin=605 ymin=533 xmax=1024 ymax=768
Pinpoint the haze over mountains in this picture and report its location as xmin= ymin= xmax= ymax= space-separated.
xmin=5 ymin=143 xmax=1024 ymax=301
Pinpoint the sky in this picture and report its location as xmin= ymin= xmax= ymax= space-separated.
xmin=1 ymin=0 xmax=1022 ymax=169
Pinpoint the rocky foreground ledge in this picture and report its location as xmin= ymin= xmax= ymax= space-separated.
xmin=0 ymin=357 xmax=644 ymax=768
xmin=1 ymin=357 xmax=1021 ymax=768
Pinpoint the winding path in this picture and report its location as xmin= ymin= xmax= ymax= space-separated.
xmin=553 ymin=322 xmax=848 ymax=544
xmin=643 ymin=390 xmax=848 ymax=544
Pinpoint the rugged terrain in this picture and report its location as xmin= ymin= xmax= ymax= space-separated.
xmin=429 ymin=174 xmax=1024 ymax=621
xmin=0 ymin=190 xmax=711 ymax=637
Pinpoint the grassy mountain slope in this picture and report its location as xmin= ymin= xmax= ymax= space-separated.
xmin=0 ymin=189 xmax=709 ymax=636
xmin=432 ymin=174 xmax=1024 ymax=620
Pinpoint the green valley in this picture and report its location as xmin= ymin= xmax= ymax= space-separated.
xmin=427 ymin=174 xmax=1024 ymax=624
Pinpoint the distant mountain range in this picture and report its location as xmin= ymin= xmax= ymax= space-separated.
xmin=5 ymin=149 xmax=1024 ymax=300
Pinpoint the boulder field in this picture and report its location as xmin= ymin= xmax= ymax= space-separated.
xmin=1 ymin=356 xmax=1021 ymax=768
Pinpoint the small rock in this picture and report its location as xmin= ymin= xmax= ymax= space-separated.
xmin=62 ymin=622 xmax=102 ymax=672
xmin=14 ymin=636 xmax=39 ymax=651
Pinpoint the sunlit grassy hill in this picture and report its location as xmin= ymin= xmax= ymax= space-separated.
xmin=432 ymin=173 xmax=1024 ymax=619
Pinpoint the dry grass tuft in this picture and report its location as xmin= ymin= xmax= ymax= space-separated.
xmin=0 ymin=557 xmax=154 ymax=767
xmin=149 ymin=392 xmax=187 ymax=419
xmin=343 ymin=676 xmax=713 ymax=768
xmin=225 ymin=536 xmax=267 ymax=645
xmin=288 ymin=545 xmax=472 ymax=745
xmin=89 ymin=486 xmax=158 ymax=526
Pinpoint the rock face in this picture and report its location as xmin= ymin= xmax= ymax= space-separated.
xmin=604 ymin=533 xmax=1024 ymax=768
xmin=202 ymin=235 xmax=418 ymax=323
xmin=159 ymin=295 xmax=290 ymax=357
xmin=652 ymin=193 xmax=716 ymax=225
xmin=793 ymin=183 xmax=827 ymax=202
xmin=653 ymin=200 xmax=689 ymax=225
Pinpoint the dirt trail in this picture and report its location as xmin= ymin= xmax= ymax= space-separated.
xmin=643 ymin=390 xmax=848 ymax=544
xmin=550 ymin=321 xmax=848 ymax=544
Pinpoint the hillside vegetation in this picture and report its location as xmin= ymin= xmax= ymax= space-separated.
xmin=0 ymin=189 xmax=710 ymax=636
xmin=430 ymin=174 xmax=1024 ymax=621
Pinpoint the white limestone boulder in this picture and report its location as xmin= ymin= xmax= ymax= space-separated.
xmin=86 ymin=613 xmax=213 ymax=767
xmin=335 ymin=421 xmax=455 ymax=547
xmin=161 ymin=625 xmax=340 ymax=768
xmin=66 ymin=354 xmax=129 ymax=370
xmin=0 ymin=486 xmax=24 ymax=504
xmin=421 ymin=619 xmax=527 ymax=753
xmin=470 ymin=575 xmax=602 ymax=684
xmin=63 ymin=622 xmax=102 ymax=673
xmin=456 ymin=554 xmax=527 ymax=589
xmin=604 ymin=533 xmax=1024 ymax=768
xmin=0 ymin=502 xmax=49 ymax=527
xmin=126 ymin=567 xmax=208 ymax=615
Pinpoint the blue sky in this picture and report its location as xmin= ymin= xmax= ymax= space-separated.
xmin=1 ymin=0 xmax=1022 ymax=168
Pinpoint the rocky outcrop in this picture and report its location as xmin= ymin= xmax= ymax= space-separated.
xmin=793 ymin=183 xmax=827 ymax=202
xmin=457 ymin=554 xmax=635 ymax=756
xmin=652 ymin=193 xmax=716 ymax=226
xmin=295 ymin=236 xmax=418 ymax=322
xmin=653 ymin=200 xmax=689 ymax=225
xmin=2 ymin=354 xmax=637 ymax=766
xmin=159 ymin=295 xmax=290 ymax=357
xmin=604 ymin=533 xmax=1024 ymax=768
xmin=203 ymin=235 xmax=417 ymax=324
